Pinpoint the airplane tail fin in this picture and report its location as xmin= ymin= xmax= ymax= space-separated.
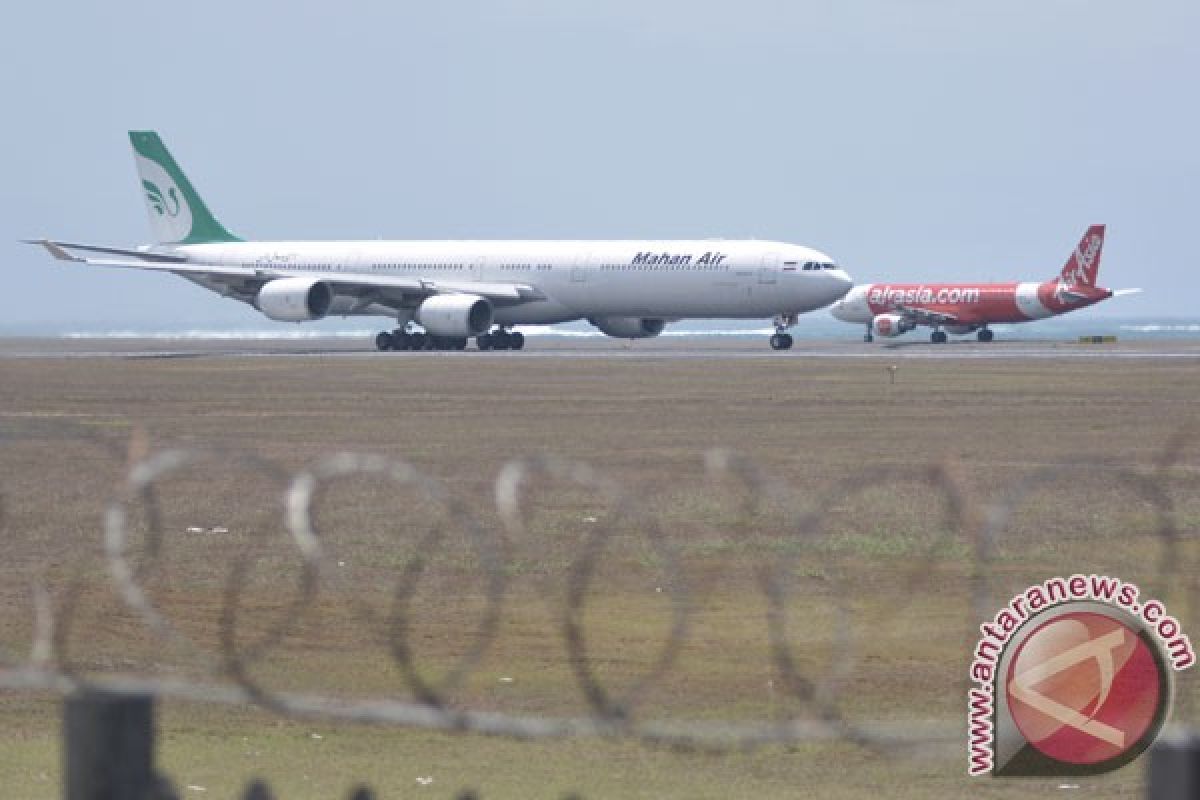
xmin=1056 ymin=224 xmax=1105 ymax=287
xmin=129 ymin=131 xmax=240 ymax=245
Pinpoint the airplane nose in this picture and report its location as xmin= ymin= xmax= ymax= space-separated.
xmin=826 ymin=269 xmax=853 ymax=304
xmin=832 ymin=269 xmax=853 ymax=294
xmin=830 ymin=297 xmax=852 ymax=321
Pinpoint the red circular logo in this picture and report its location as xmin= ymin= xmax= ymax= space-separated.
xmin=1005 ymin=611 xmax=1164 ymax=766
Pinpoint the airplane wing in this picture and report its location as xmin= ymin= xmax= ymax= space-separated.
xmin=26 ymin=239 xmax=544 ymax=309
xmin=890 ymin=303 xmax=962 ymax=327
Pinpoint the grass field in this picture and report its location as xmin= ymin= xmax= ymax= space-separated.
xmin=0 ymin=348 xmax=1197 ymax=798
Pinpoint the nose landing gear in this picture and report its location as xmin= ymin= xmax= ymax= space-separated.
xmin=769 ymin=313 xmax=797 ymax=350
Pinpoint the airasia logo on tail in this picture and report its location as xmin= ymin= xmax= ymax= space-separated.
xmin=1079 ymin=232 xmax=1103 ymax=275
xmin=1060 ymin=227 xmax=1104 ymax=289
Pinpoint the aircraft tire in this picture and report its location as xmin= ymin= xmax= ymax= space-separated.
xmin=375 ymin=332 xmax=393 ymax=351
xmin=781 ymin=333 xmax=794 ymax=349
xmin=977 ymin=329 xmax=994 ymax=342
xmin=510 ymin=331 xmax=525 ymax=350
xmin=931 ymin=331 xmax=948 ymax=344
xmin=477 ymin=333 xmax=492 ymax=351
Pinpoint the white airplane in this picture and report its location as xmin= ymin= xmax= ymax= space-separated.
xmin=28 ymin=132 xmax=852 ymax=351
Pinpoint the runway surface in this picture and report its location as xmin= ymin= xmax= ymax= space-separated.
xmin=2 ymin=337 xmax=1199 ymax=361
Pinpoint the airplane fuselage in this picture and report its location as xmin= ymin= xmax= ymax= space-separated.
xmin=173 ymin=239 xmax=853 ymax=325
xmin=831 ymin=280 xmax=1113 ymax=329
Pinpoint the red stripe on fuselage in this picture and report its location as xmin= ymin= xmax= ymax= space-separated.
xmin=864 ymin=281 xmax=1110 ymax=324
xmin=865 ymin=282 xmax=1021 ymax=324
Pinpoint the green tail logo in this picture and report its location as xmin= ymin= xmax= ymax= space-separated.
xmin=130 ymin=131 xmax=241 ymax=244
xmin=142 ymin=179 xmax=181 ymax=217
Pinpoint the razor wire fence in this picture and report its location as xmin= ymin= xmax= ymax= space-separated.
xmin=0 ymin=424 xmax=1197 ymax=796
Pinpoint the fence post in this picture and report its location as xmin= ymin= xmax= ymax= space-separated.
xmin=1147 ymin=730 xmax=1198 ymax=800
xmin=64 ymin=689 xmax=156 ymax=800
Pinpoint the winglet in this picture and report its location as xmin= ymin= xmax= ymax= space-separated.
xmin=22 ymin=239 xmax=82 ymax=262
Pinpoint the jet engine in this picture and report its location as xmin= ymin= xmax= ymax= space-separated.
xmin=871 ymin=313 xmax=913 ymax=338
xmin=588 ymin=316 xmax=666 ymax=339
xmin=256 ymin=277 xmax=333 ymax=322
xmin=415 ymin=294 xmax=494 ymax=337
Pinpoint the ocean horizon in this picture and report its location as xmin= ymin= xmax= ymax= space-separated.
xmin=1 ymin=315 xmax=1197 ymax=341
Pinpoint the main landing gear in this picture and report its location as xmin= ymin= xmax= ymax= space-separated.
xmin=373 ymin=326 xmax=529 ymax=352
xmin=476 ymin=328 xmax=525 ymax=351
xmin=924 ymin=328 xmax=993 ymax=344
xmin=375 ymin=329 xmax=468 ymax=351
xmin=769 ymin=313 xmax=796 ymax=350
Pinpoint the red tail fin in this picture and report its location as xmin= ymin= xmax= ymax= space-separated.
xmin=1058 ymin=225 xmax=1105 ymax=287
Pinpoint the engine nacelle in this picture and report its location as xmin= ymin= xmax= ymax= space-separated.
xmin=871 ymin=313 xmax=913 ymax=338
xmin=415 ymin=294 xmax=494 ymax=337
xmin=256 ymin=277 xmax=333 ymax=322
xmin=588 ymin=316 xmax=666 ymax=339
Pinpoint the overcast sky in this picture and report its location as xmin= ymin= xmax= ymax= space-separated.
xmin=2 ymin=0 xmax=1196 ymax=328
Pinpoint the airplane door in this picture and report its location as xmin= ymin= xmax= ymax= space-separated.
xmin=571 ymin=252 xmax=590 ymax=283
xmin=472 ymin=255 xmax=486 ymax=281
xmin=759 ymin=252 xmax=779 ymax=284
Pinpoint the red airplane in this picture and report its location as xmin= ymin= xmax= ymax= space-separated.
xmin=830 ymin=225 xmax=1139 ymax=342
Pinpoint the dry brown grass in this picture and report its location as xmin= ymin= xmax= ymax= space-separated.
xmin=0 ymin=350 xmax=1197 ymax=797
